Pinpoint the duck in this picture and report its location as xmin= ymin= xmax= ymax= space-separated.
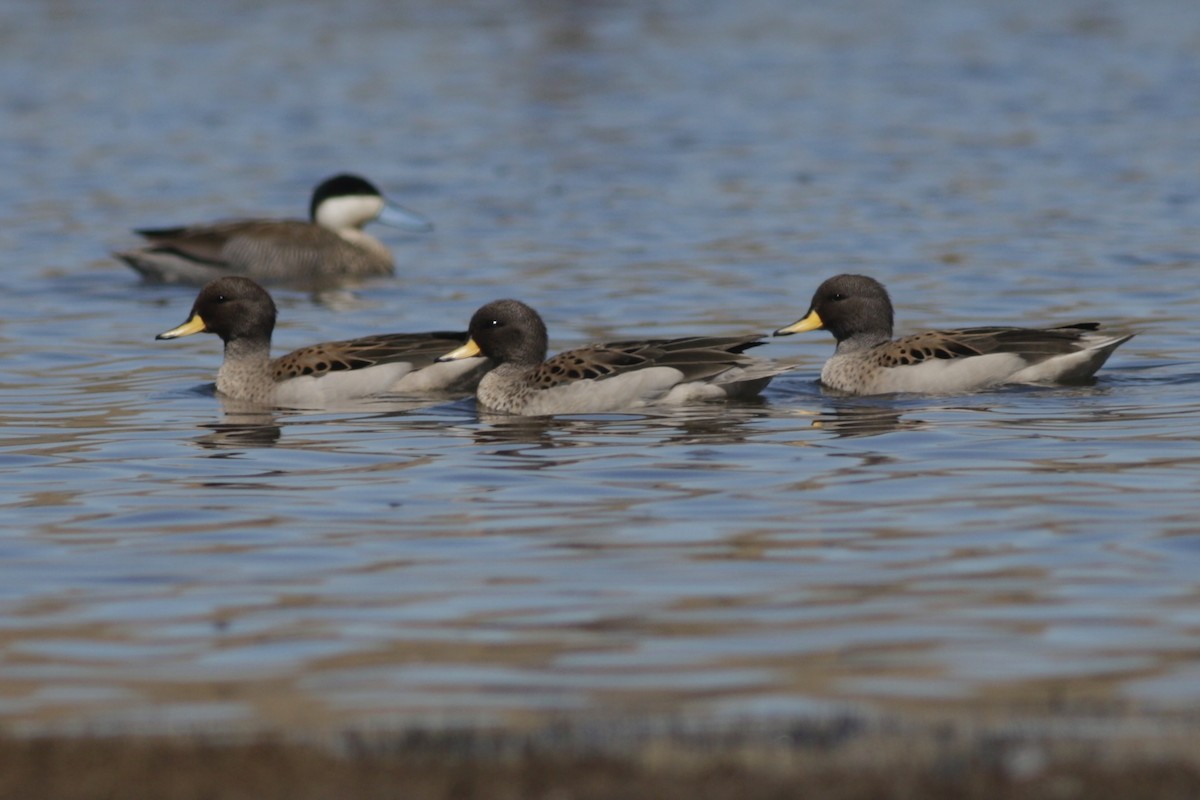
xmin=156 ymin=276 xmax=486 ymax=407
xmin=436 ymin=299 xmax=789 ymax=415
xmin=118 ymin=173 xmax=432 ymax=286
xmin=774 ymin=273 xmax=1133 ymax=396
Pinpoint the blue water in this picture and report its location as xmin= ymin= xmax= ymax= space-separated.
xmin=1 ymin=0 xmax=1199 ymax=735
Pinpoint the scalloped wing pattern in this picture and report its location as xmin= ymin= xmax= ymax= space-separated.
xmin=273 ymin=332 xmax=469 ymax=381
xmin=531 ymin=335 xmax=766 ymax=389
xmin=875 ymin=324 xmax=1104 ymax=368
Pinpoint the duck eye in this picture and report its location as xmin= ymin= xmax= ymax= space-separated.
xmin=488 ymin=319 xmax=503 ymax=328
xmin=214 ymin=294 xmax=229 ymax=304
xmin=831 ymin=293 xmax=845 ymax=301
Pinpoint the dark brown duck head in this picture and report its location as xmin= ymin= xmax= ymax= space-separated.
xmin=437 ymin=299 xmax=549 ymax=367
xmin=156 ymin=276 xmax=277 ymax=345
xmin=775 ymin=273 xmax=895 ymax=345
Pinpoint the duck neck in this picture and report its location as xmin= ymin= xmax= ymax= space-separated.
xmin=477 ymin=362 xmax=539 ymax=413
xmin=335 ymin=228 xmax=389 ymax=259
xmin=217 ymin=337 xmax=273 ymax=398
xmin=487 ymin=361 xmax=538 ymax=381
xmin=834 ymin=330 xmax=891 ymax=354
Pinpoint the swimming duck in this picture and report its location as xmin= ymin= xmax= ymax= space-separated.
xmin=436 ymin=299 xmax=789 ymax=415
xmin=156 ymin=276 xmax=485 ymax=407
xmin=774 ymin=273 xmax=1133 ymax=395
xmin=119 ymin=174 xmax=432 ymax=286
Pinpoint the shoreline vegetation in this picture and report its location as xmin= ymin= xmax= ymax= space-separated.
xmin=5 ymin=711 xmax=1200 ymax=799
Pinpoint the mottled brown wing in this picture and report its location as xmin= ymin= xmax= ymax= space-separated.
xmin=529 ymin=334 xmax=767 ymax=389
xmin=138 ymin=220 xmax=355 ymax=276
xmin=273 ymin=331 xmax=471 ymax=380
xmin=601 ymin=335 xmax=766 ymax=356
xmin=220 ymin=223 xmax=362 ymax=277
xmin=134 ymin=221 xmax=260 ymax=265
xmin=877 ymin=324 xmax=1102 ymax=367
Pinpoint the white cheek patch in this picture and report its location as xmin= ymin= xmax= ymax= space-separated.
xmin=315 ymin=195 xmax=385 ymax=230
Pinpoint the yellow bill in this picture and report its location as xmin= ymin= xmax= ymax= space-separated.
xmin=436 ymin=337 xmax=483 ymax=362
xmin=774 ymin=310 xmax=824 ymax=336
xmin=156 ymin=313 xmax=208 ymax=340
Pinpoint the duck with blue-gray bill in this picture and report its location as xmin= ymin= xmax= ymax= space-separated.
xmin=157 ymin=276 xmax=485 ymax=407
xmin=437 ymin=299 xmax=790 ymax=415
xmin=118 ymin=174 xmax=431 ymax=286
xmin=775 ymin=274 xmax=1133 ymax=395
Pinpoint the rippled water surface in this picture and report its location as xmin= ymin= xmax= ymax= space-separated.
xmin=2 ymin=0 xmax=1199 ymax=736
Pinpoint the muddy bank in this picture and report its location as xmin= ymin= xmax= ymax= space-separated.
xmin=5 ymin=714 xmax=1200 ymax=800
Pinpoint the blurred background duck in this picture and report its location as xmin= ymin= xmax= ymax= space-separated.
xmin=117 ymin=174 xmax=432 ymax=286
